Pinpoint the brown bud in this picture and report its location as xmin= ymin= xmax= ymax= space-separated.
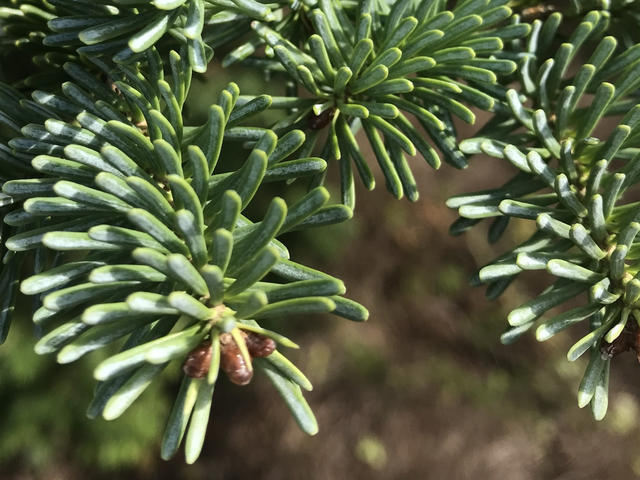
xmin=220 ymin=333 xmax=253 ymax=386
xmin=601 ymin=320 xmax=640 ymax=361
xmin=601 ymin=335 xmax=631 ymax=359
xmin=244 ymin=331 xmax=276 ymax=358
xmin=182 ymin=340 xmax=212 ymax=378
xmin=308 ymin=107 xmax=335 ymax=130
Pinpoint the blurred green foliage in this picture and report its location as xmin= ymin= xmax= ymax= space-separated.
xmin=355 ymin=435 xmax=387 ymax=470
xmin=0 ymin=309 xmax=171 ymax=472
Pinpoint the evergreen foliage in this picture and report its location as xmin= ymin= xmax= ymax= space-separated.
xmin=2 ymin=0 xmax=640 ymax=465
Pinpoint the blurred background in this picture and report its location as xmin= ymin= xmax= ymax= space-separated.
xmin=3 ymin=63 xmax=640 ymax=480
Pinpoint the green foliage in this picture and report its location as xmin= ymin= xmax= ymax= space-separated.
xmin=4 ymin=0 xmax=640 ymax=467
xmin=0 ymin=319 xmax=169 ymax=471
xmin=238 ymin=0 xmax=528 ymax=206
xmin=0 ymin=46 xmax=365 ymax=463
xmin=451 ymin=8 xmax=640 ymax=420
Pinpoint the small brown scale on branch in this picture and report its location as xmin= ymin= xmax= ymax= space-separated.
xmin=182 ymin=332 xmax=276 ymax=385
xmin=308 ymin=107 xmax=335 ymax=130
xmin=135 ymin=119 xmax=149 ymax=136
xmin=601 ymin=319 xmax=640 ymax=362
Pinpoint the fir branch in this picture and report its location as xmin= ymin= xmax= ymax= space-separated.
xmin=234 ymin=0 xmax=529 ymax=206
xmin=0 ymin=46 xmax=366 ymax=462
xmin=4 ymin=0 xmax=640 ymax=466
xmin=451 ymin=10 xmax=640 ymax=420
